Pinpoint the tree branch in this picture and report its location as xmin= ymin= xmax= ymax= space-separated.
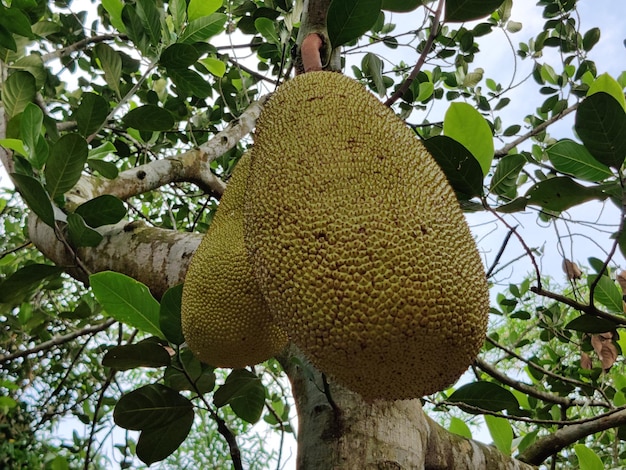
xmin=519 ymin=408 xmax=626 ymax=465
xmin=475 ymin=357 xmax=608 ymax=408
xmin=28 ymin=217 xmax=201 ymax=298
xmin=66 ymin=98 xmax=266 ymax=207
xmin=384 ymin=0 xmax=443 ymax=107
xmin=41 ymin=34 xmax=127 ymax=63
xmin=495 ymin=103 xmax=579 ymax=157
xmin=0 ymin=319 xmax=115 ymax=365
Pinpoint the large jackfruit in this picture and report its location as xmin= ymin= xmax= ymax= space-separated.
xmin=182 ymin=152 xmax=288 ymax=369
xmin=244 ymin=72 xmax=489 ymax=400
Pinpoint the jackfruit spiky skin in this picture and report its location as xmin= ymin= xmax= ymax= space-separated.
xmin=244 ymin=72 xmax=489 ymax=400
xmin=181 ymin=152 xmax=288 ymax=369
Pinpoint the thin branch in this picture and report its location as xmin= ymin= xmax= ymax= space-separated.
xmin=485 ymin=227 xmax=516 ymax=279
xmin=0 ymin=319 xmax=116 ymax=365
xmin=41 ymin=34 xmax=127 ymax=63
xmin=227 ymin=57 xmax=278 ymax=85
xmin=530 ymin=285 xmax=626 ymax=326
xmin=0 ymin=240 xmax=32 ymax=260
xmin=474 ymin=357 xmax=609 ymax=408
xmin=384 ymin=0 xmax=443 ymax=107
xmin=485 ymin=336 xmax=608 ymax=392
xmin=83 ymin=369 xmax=115 ymax=470
xmin=494 ymin=102 xmax=579 ymax=157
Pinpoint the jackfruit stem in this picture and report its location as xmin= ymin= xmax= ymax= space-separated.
xmin=294 ymin=0 xmax=340 ymax=73
xmin=301 ymin=33 xmax=323 ymax=73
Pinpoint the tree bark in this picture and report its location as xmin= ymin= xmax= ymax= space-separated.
xmin=282 ymin=347 xmax=536 ymax=469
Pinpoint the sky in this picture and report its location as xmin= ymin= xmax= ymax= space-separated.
xmin=1 ymin=1 xmax=626 ymax=468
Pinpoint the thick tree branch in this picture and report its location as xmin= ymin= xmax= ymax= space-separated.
xmin=294 ymin=0 xmax=340 ymax=73
xmin=28 ymin=217 xmax=201 ymax=298
xmin=0 ymin=319 xmax=116 ymax=364
xmin=519 ymin=408 xmax=626 ymax=465
xmin=66 ymin=98 xmax=266 ymax=206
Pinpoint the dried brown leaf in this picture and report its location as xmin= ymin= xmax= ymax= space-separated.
xmin=562 ymin=259 xmax=582 ymax=280
xmin=590 ymin=333 xmax=618 ymax=371
xmin=580 ymin=351 xmax=593 ymax=370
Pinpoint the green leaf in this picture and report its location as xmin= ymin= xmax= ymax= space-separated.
xmin=363 ymin=52 xmax=385 ymax=97
xmin=0 ymin=24 xmax=17 ymax=51
xmin=490 ymin=154 xmax=525 ymax=199
xmin=103 ymin=341 xmax=171 ymax=370
xmin=114 ymin=384 xmax=193 ymax=430
xmin=525 ymin=177 xmax=606 ymax=212
xmin=485 ymin=415 xmax=513 ymax=456
xmin=382 ymin=0 xmax=423 ymax=12
xmin=102 ymin=0 xmax=126 ymax=33
xmin=90 ymin=271 xmax=163 ymax=338
xmin=10 ymin=173 xmax=55 ymax=227
xmin=423 ymin=135 xmax=484 ymax=198
xmin=575 ymin=92 xmax=626 ymax=169
xmin=160 ymin=43 xmax=200 ymax=69
xmin=169 ymin=0 xmax=187 ymax=31
xmin=0 ymin=138 xmax=27 ymax=157
xmin=66 ymin=213 xmax=104 ymax=247
xmin=87 ymin=159 xmax=119 ymax=179
xmin=179 ymin=13 xmax=227 ymax=43
xmin=587 ymin=73 xmax=626 ymax=111
xmin=588 ymin=274 xmax=623 ymax=313
xmin=165 ymin=350 xmax=216 ymax=394
xmin=136 ymin=0 xmax=162 ymax=45
xmin=136 ymin=410 xmax=194 ymax=466
xmin=565 ymin=315 xmax=619 ymax=333
xmin=574 ymin=444 xmax=604 ymax=470
xmin=73 ymin=93 xmax=109 ymax=137
xmin=168 ymin=68 xmax=213 ymax=98
xmin=0 ymin=264 xmax=63 ymax=304
xmin=448 ymin=382 xmax=519 ymax=413
xmin=75 ymin=195 xmax=126 ymax=227
xmin=123 ymin=105 xmax=174 ymax=131
xmin=443 ymin=102 xmax=494 ymax=175
xmin=199 ymin=57 xmax=226 ymax=77
xmin=188 ymin=0 xmax=222 ymax=21
xmin=20 ymin=103 xmax=43 ymax=165
xmin=214 ymin=369 xmax=265 ymax=423
xmin=45 ymin=133 xmax=89 ymax=198
xmin=445 ymin=0 xmax=505 ymax=22
xmin=327 ymin=0 xmax=382 ymax=48
xmin=3 ymin=71 xmax=36 ymax=118
xmin=0 ymin=5 xmax=34 ymax=38
xmin=94 ymin=43 xmax=122 ymax=96
xmin=448 ymin=417 xmax=472 ymax=439
xmin=254 ymin=17 xmax=280 ymax=44
xmin=160 ymin=283 xmax=185 ymax=345
xmin=582 ymin=27 xmax=601 ymax=52
xmin=547 ymin=139 xmax=613 ymax=182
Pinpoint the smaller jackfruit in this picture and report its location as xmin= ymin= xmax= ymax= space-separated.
xmin=181 ymin=152 xmax=288 ymax=368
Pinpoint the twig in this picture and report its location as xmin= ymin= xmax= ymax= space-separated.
xmin=494 ymin=102 xmax=579 ymax=157
xmin=41 ymin=34 xmax=127 ymax=63
xmin=83 ymin=369 xmax=115 ymax=470
xmin=474 ymin=357 xmax=608 ymax=408
xmin=384 ymin=0 xmax=443 ymax=107
xmin=485 ymin=227 xmax=516 ymax=279
xmin=0 ymin=240 xmax=32 ymax=260
xmin=0 ymin=319 xmax=116 ymax=364
xmin=530 ymin=285 xmax=626 ymax=326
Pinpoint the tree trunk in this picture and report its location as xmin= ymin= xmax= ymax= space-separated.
xmin=283 ymin=347 xmax=536 ymax=469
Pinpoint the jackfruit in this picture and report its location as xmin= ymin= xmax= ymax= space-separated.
xmin=244 ymin=71 xmax=489 ymax=400
xmin=181 ymin=152 xmax=288 ymax=369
